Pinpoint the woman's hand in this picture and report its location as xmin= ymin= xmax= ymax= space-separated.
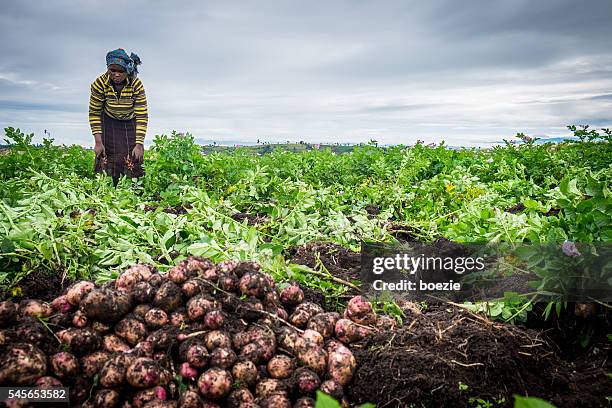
xmin=94 ymin=134 xmax=105 ymax=158
xmin=132 ymin=144 xmax=144 ymax=164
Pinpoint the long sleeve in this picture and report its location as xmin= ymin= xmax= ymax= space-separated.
xmin=88 ymin=77 xmax=105 ymax=135
xmin=133 ymin=79 xmax=148 ymax=145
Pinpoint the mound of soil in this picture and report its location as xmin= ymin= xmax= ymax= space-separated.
xmin=349 ymin=304 xmax=611 ymax=407
xmin=0 ymin=269 xmax=74 ymax=302
xmin=288 ymin=242 xmax=361 ymax=282
xmin=231 ymin=212 xmax=269 ymax=225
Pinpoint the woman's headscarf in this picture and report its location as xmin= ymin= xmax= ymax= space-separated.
xmin=106 ymin=49 xmax=142 ymax=76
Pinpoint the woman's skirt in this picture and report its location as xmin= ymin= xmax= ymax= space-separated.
xmin=94 ymin=113 xmax=144 ymax=178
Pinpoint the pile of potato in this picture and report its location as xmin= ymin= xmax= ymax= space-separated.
xmin=0 ymin=257 xmax=395 ymax=407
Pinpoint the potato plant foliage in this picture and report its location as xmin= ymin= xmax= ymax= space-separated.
xmin=0 ymin=126 xmax=610 ymax=314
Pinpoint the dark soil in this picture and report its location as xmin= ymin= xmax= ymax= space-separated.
xmin=302 ymin=286 xmax=327 ymax=309
xmin=386 ymin=222 xmax=421 ymax=242
xmin=288 ymin=242 xmax=361 ymax=282
xmin=143 ymin=203 xmax=193 ymax=215
xmin=365 ymin=204 xmax=380 ymax=217
xmin=231 ymin=212 xmax=269 ymax=225
xmin=543 ymin=208 xmax=561 ymax=217
xmin=525 ymin=302 xmax=611 ymax=358
xmin=505 ymin=202 xmax=526 ymax=214
xmin=0 ymin=269 xmax=74 ymax=302
xmin=349 ymin=304 xmax=611 ymax=408
xmin=154 ymin=250 xmax=181 ymax=265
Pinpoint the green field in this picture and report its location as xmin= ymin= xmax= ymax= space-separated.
xmin=0 ymin=126 xmax=611 ymax=406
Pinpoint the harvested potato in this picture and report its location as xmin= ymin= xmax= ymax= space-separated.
xmin=0 ymin=343 xmax=47 ymax=385
xmin=267 ymin=355 xmax=295 ymax=379
xmin=302 ymin=329 xmax=324 ymax=347
xmin=260 ymin=394 xmax=291 ymax=408
xmin=134 ymin=303 xmax=153 ymax=318
xmin=148 ymin=273 xmax=165 ymax=287
xmin=19 ymin=299 xmax=52 ymax=318
xmin=232 ymin=261 xmax=261 ymax=278
xmin=145 ymin=308 xmax=169 ymax=329
xmin=289 ymin=302 xmax=323 ymax=328
xmin=227 ymin=388 xmax=255 ymax=408
xmin=81 ymin=288 xmax=133 ymax=324
xmin=294 ymin=397 xmax=316 ymax=408
xmin=237 ymin=297 xmax=264 ymax=321
xmin=180 ymin=362 xmax=198 ymax=380
xmin=307 ymin=312 xmax=340 ymax=339
xmin=203 ymin=310 xmax=224 ymax=330
xmin=81 ymin=351 xmax=111 ymax=378
xmin=115 ymin=316 xmax=148 ymax=346
xmin=60 ymin=327 xmax=102 ymax=355
xmin=182 ymin=279 xmax=205 ymax=298
xmin=103 ymin=334 xmax=130 ymax=353
xmin=255 ymin=378 xmax=287 ymax=399
xmin=127 ymin=357 xmax=162 ymax=388
xmin=50 ymin=351 xmax=79 ymax=378
xmin=153 ymin=281 xmax=183 ymax=313
xmin=169 ymin=309 xmax=188 ymax=327
xmin=280 ymin=283 xmax=304 ymax=306
xmin=204 ymin=330 xmax=232 ymax=351
xmin=168 ymin=263 xmax=189 ymax=284
xmin=197 ymin=367 xmax=233 ymax=399
xmin=293 ymin=367 xmax=320 ymax=395
xmin=185 ymin=256 xmax=217 ymax=281
xmin=296 ymin=343 xmax=327 ymax=377
xmin=326 ymin=341 xmax=356 ymax=386
xmin=232 ymin=331 xmax=251 ymax=351
xmin=210 ymin=347 xmax=237 ymax=369
xmin=66 ymin=280 xmax=96 ymax=306
xmin=231 ymin=360 xmax=258 ymax=388
xmin=133 ymin=340 xmax=154 ymax=357
xmin=239 ymin=271 xmax=268 ymax=298
xmin=147 ymin=326 xmax=179 ymax=351
xmin=51 ymin=295 xmax=73 ymax=313
xmin=218 ymin=272 xmax=238 ymax=292
xmin=277 ymin=327 xmax=301 ymax=354
xmin=133 ymin=386 xmax=167 ymax=408
xmin=345 ymin=295 xmax=376 ymax=325
xmin=186 ymin=295 xmax=217 ymax=321
xmin=133 ymin=281 xmax=156 ymax=303
xmin=116 ymin=267 xmax=146 ymax=292
xmin=178 ymin=389 xmax=203 ymax=408
xmin=217 ymin=259 xmax=238 ymax=274
xmin=35 ymin=376 xmax=63 ymax=388
xmin=99 ymin=354 xmax=133 ymax=388
xmin=334 ymin=318 xmax=371 ymax=344
xmin=185 ymin=343 xmax=210 ymax=369
xmin=91 ymin=389 xmax=121 ymax=408
xmin=320 ymin=379 xmax=344 ymax=400
xmin=72 ymin=310 xmax=88 ymax=327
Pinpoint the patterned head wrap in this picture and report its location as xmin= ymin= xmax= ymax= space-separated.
xmin=106 ymin=48 xmax=142 ymax=75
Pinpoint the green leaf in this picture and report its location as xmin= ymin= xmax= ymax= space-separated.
xmin=315 ymin=391 xmax=341 ymax=408
xmin=514 ymin=395 xmax=557 ymax=408
xmin=559 ymin=178 xmax=581 ymax=198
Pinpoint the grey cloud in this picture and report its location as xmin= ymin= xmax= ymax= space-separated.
xmin=0 ymin=0 xmax=611 ymax=146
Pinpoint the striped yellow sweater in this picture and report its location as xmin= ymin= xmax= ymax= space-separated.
xmin=88 ymin=73 xmax=148 ymax=145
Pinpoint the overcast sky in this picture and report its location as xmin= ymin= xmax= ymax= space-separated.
xmin=1 ymin=0 xmax=611 ymax=147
